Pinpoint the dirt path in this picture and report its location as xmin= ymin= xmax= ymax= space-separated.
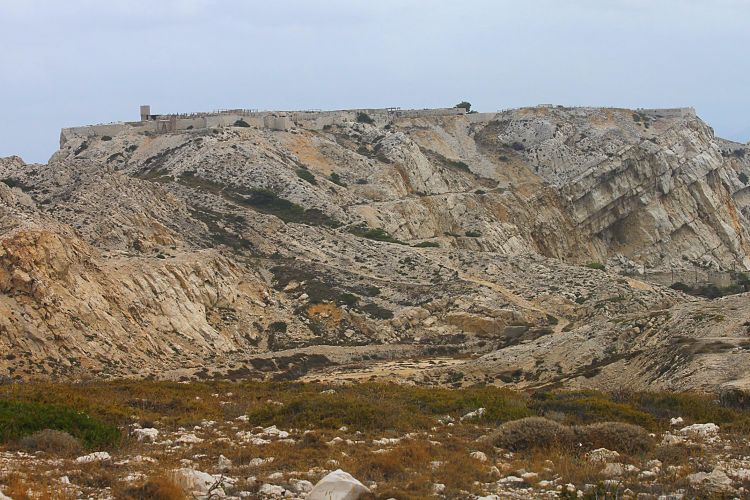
xmin=435 ymin=261 xmax=571 ymax=334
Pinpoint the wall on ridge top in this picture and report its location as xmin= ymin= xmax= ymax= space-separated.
xmin=60 ymin=107 xmax=470 ymax=144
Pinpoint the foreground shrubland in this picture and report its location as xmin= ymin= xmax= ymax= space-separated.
xmin=0 ymin=381 xmax=749 ymax=498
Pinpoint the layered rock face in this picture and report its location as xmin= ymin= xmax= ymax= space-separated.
xmin=1 ymin=107 xmax=750 ymax=392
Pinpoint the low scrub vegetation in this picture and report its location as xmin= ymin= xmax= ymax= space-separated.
xmin=356 ymin=112 xmax=374 ymax=124
xmin=585 ymin=262 xmax=606 ymax=270
xmin=670 ymin=280 xmax=747 ymax=299
xmin=413 ymin=241 xmax=440 ymax=248
xmin=575 ymin=421 xmax=653 ymax=454
xmin=0 ymin=400 xmax=120 ymax=449
xmin=2 ymin=382 xmax=750 ymax=498
xmin=295 ymin=168 xmax=317 ymax=185
xmin=329 ymin=172 xmax=346 ymax=186
xmin=17 ymin=429 xmax=83 ymax=456
xmin=349 ymin=226 xmax=405 ymax=244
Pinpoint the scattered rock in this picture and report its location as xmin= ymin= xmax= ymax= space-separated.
xmin=218 ymin=454 xmax=233 ymax=471
xmin=133 ymin=427 xmax=159 ymax=442
xmin=679 ymin=423 xmax=720 ymax=438
xmin=290 ymin=479 xmax=314 ymax=494
xmin=308 ymin=469 xmax=370 ymax=500
xmin=601 ymin=463 xmax=625 ymax=477
xmin=586 ymin=448 xmax=620 ymax=463
xmin=172 ymin=468 xmax=226 ymax=497
xmin=460 ymin=408 xmax=486 ymax=421
xmin=258 ymin=483 xmax=285 ymax=497
xmin=75 ymin=451 xmax=111 ymax=464
xmin=687 ymin=467 xmax=735 ymax=494
xmin=176 ymin=433 xmax=204 ymax=444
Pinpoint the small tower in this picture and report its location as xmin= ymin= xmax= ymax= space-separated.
xmin=140 ymin=105 xmax=151 ymax=121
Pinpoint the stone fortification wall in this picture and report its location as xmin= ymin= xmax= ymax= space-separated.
xmin=62 ymin=106 xmax=693 ymax=146
xmin=60 ymin=107 xmax=469 ymax=143
xmin=637 ymin=107 xmax=696 ymax=119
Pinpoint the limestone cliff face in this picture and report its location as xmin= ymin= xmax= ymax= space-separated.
xmin=483 ymin=108 xmax=750 ymax=270
xmin=1 ymin=106 xmax=750 ymax=392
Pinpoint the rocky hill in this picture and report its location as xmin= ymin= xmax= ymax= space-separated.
xmin=2 ymin=106 xmax=750 ymax=395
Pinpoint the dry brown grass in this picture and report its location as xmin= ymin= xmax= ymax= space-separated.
xmin=2 ymin=381 xmax=749 ymax=498
xmin=3 ymin=474 xmax=73 ymax=500
xmin=543 ymin=450 xmax=603 ymax=487
xmin=342 ymin=439 xmax=433 ymax=483
xmin=17 ymin=429 xmax=82 ymax=457
xmin=117 ymin=476 xmax=186 ymax=500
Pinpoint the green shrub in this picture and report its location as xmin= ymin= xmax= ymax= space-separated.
xmin=296 ymin=168 xmax=317 ymax=185
xmin=356 ymin=112 xmax=374 ymax=124
xmin=268 ymin=321 xmax=288 ymax=333
xmin=739 ymin=172 xmax=749 ymax=184
xmin=530 ymin=391 xmax=657 ymax=430
xmin=487 ymin=417 xmax=575 ymax=451
xmin=330 ymin=172 xmax=346 ymax=186
xmin=360 ymin=303 xmax=394 ymax=320
xmin=230 ymin=187 xmax=337 ymax=227
xmin=18 ymin=429 xmax=82 ymax=456
xmin=574 ymin=421 xmax=653 ymax=454
xmin=413 ymin=241 xmax=440 ymax=248
xmin=233 ymin=119 xmax=250 ymax=127
xmin=350 ymin=227 xmax=405 ymax=244
xmin=585 ymin=262 xmax=606 ymax=270
xmin=1 ymin=178 xmax=21 ymax=189
xmin=101 ymin=135 xmax=112 ymax=141
xmin=245 ymin=392 xmax=430 ymax=431
xmin=670 ymin=281 xmax=743 ymax=299
xmin=446 ymin=158 xmax=471 ymax=173
xmin=454 ymin=101 xmax=471 ymax=112
xmin=465 ymin=230 xmax=481 ymax=238
xmin=404 ymin=386 xmax=531 ymax=424
xmin=337 ymin=293 xmax=359 ymax=306
xmin=0 ymin=400 xmax=120 ymax=449
xmin=627 ymin=392 xmax=742 ymax=428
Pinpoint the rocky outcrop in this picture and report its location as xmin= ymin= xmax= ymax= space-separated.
xmin=1 ymin=105 xmax=750 ymax=392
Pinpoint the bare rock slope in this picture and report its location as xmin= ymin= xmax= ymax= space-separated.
xmin=2 ymin=106 xmax=750 ymax=393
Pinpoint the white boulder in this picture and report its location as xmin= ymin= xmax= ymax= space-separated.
xmin=258 ymin=484 xmax=285 ymax=497
xmin=176 ymin=433 xmax=204 ymax=444
xmin=75 ymin=451 xmax=111 ymax=464
xmin=218 ymin=454 xmax=233 ymax=471
xmin=308 ymin=469 xmax=370 ymax=500
xmin=679 ymin=423 xmax=719 ymax=437
xmin=687 ymin=467 xmax=735 ymax=494
xmin=172 ymin=468 xmax=226 ymax=497
xmin=289 ymin=479 xmax=314 ymax=494
xmin=133 ymin=427 xmax=159 ymax=442
xmin=460 ymin=408 xmax=486 ymax=421
xmin=586 ymin=448 xmax=620 ymax=463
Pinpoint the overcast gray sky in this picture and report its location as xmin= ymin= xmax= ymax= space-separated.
xmin=1 ymin=0 xmax=748 ymax=163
